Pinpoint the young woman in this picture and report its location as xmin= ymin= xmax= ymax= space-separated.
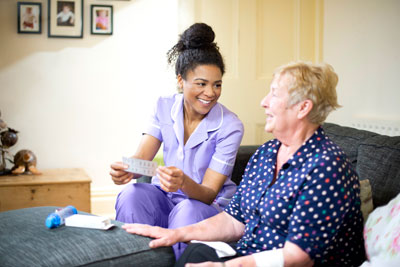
xmin=109 ymin=23 xmax=244 ymax=259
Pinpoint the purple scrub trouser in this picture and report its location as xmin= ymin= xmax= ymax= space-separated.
xmin=115 ymin=183 xmax=220 ymax=260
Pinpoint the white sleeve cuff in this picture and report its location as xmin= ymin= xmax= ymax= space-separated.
xmin=191 ymin=240 xmax=236 ymax=258
xmin=252 ymin=248 xmax=284 ymax=267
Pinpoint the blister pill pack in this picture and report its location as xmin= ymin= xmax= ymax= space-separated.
xmin=122 ymin=157 xmax=158 ymax=176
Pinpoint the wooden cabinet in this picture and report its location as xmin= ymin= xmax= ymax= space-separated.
xmin=0 ymin=168 xmax=91 ymax=212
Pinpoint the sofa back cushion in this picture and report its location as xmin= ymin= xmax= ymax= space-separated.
xmin=356 ymin=135 xmax=400 ymax=208
xmin=323 ymin=122 xmax=378 ymax=168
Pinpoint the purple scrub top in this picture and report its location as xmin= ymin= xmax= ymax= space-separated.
xmin=145 ymin=94 xmax=244 ymax=209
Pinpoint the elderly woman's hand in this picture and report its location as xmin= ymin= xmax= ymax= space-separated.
xmin=157 ymin=166 xmax=186 ymax=192
xmin=122 ymin=223 xmax=180 ymax=248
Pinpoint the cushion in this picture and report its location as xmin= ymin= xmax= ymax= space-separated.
xmin=323 ymin=122 xmax=378 ymax=167
xmin=356 ymin=135 xmax=400 ymax=208
xmin=361 ymin=192 xmax=400 ymax=266
xmin=0 ymin=207 xmax=175 ymax=267
xmin=360 ymin=179 xmax=374 ymax=222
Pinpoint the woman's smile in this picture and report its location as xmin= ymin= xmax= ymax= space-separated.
xmin=197 ymin=98 xmax=213 ymax=105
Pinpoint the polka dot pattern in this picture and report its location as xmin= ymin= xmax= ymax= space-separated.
xmin=225 ymin=127 xmax=365 ymax=266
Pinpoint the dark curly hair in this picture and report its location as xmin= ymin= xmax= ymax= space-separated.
xmin=167 ymin=23 xmax=225 ymax=80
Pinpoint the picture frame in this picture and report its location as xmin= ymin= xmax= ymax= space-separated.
xmin=17 ymin=2 xmax=42 ymax=34
xmin=48 ymin=0 xmax=83 ymax=38
xmin=91 ymin=5 xmax=113 ymax=35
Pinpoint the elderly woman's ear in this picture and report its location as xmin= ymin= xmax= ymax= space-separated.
xmin=296 ymin=99 xmax=313 ymax=120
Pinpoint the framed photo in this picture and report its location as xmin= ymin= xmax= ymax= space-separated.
xmin=91 ymin=5 xmax=113 ymax=35
xmin=48 ymin=0 xmax=83 ymax=38
xmin=17 ymin=2 xmax=42 ymax=34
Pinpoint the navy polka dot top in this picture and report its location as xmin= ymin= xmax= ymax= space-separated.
xmin=225 ymin=127 xmax=365 ymax=266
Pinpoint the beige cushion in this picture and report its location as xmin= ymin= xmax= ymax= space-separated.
xmin=360 ymin=179 xmax=374 ymax=222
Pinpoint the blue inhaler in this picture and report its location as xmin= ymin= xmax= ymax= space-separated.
xmin=45 ymin=205 xmax=78 ymax=229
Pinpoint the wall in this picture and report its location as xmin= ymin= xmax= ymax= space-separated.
xmin=181 ymin=0 xmax=323 ymax=145
xmin=0 ymin=0 xmax=179 ymax=216
xmin=323 ymin=0 xmax=400 ymax=135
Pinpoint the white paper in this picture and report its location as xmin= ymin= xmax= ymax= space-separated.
xmin=65 ymin=214 xmax=114 ymax=230
xmin=122 ymin=157 xmax=158 ymax=176
xmin=191 ymin=240 xmax=237 ymax=258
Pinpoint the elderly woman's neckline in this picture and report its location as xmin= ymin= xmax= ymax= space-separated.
xmin=277 ymin=124 xmax=319 ymax=154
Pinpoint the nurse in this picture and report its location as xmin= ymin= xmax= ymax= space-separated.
xmin=109 ymin=23 xmax=244 ymax=259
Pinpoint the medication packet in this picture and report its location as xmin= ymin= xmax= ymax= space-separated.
xmin=65 ymin=214 xmax=114 ymax=230
xmin=122 ymin=157 xmax=158 ymax=177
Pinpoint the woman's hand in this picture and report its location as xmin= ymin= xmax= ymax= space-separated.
xmin=122 ymin=223 xmax=180 ymax=248
xmin=110 ymin=161 xmax=134 ymax=185
xmin=157 ymin=166 xmax=186 ymax=192
xmin=110 ymin=134 xmax=161 ymax=185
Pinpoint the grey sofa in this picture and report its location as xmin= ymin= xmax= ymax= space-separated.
xmin=1 ymin=122 xmax=399 ymax=266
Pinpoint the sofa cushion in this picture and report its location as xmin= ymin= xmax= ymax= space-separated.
xmin=0 ymin=207 xmax=175 ymax=267
xmin=323 ymin=122 xmax=378 ymax=167
xmin=356 ymin=135 xmax=400 ymax=208
xmin=360 ymin=179 xmax=374 ymax=222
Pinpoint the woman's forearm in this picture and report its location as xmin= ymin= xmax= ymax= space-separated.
xmin=180 ymin=174 xmax=219 ymax=204
xmin=177 ymin=211 xmax=244 ymax=243
xmin=223 ymin=241 xmax=313 ymax=267
xmin=181 ymin=168 xmax=227 ymax=205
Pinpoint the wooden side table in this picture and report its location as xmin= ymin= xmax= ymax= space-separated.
xmin=0 ymin=168 xmax=91 ymax=212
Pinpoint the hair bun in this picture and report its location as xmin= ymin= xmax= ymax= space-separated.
xmin=167 ymin=23 xmax=224 ymax=75
xmin=180 ymin=23 xmax=215 ymax=49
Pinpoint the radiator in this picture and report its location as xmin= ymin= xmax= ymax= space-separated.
xmin=350 ymin=119 xmax=400 ymax=137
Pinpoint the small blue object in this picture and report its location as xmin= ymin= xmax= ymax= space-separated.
xmin=45 ymin=205 xmax=78 ymax=229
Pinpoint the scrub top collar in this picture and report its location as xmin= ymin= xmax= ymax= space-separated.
xmin=171 ymin=94 xmax=224 ymax=149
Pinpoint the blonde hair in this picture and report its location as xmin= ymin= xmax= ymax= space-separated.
xmin=273 ymin=61 xmax=341 ymax=125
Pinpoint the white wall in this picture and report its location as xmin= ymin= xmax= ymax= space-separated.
xmin=0 ymin=0 xmax=179 ymax=214
xmin=324 ymin=0 xmax=400 ymax=135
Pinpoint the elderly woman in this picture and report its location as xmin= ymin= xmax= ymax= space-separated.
xmin=122 ymin=61 xmax=366 ymax=267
